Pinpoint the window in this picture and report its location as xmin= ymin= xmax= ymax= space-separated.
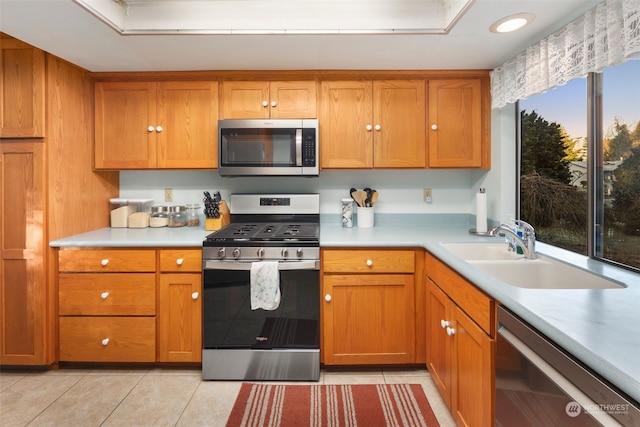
xmin=518 ymin=60 xmax=640 ymax=271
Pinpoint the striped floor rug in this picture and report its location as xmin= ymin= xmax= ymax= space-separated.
xmin=226 ymin=383 xmax=441 ymax=427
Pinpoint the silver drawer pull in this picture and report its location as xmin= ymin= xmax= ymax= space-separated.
xmin=101 ymin=259 xmax=109 ymax=266
xmin=192 ymin=292 xmax=199 ymax=300
xmin=101 ymin=338 xmax=110 ymax=346
xmin=176 ymin=258 xmax=184 ymax=266
xmin=101 ymin=292 xmax=109 ymax=299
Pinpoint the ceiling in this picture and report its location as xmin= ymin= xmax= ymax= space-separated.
xmin=0 ymin=0 xmax=602 ymax=72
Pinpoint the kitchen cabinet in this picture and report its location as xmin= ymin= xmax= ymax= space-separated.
xmin=0 ymin=34 xmax=45 ymax=138
xmin=427 ymin=78 xmax=490 ymax=168
xmin=320 ymin=80 xmax=426 ymax=168
xmin=55 ymin=247 xmax=203 ymax=364
xmin=94 ymin=81 xmax=218 ymax=169
xmin=425 ymin=252 xmax=495 ymax=426
xmin=220 ymin=80 xmax=317 ymax=119
xmin=321 ymin=248 xmax=417 ymax=365
xmin=1 ymin=43 xmax=118 ymax=366
xmin=58 ymin=249 xmax=157 ymax=362
xmin=158 ymin=249 xmax=202 ymax=362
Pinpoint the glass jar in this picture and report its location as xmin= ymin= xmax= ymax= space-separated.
xmin=149 ymin=205 xmax=169 ymax=228
xmin=186 ymin=203 xmax=201 ymax=227
xmin=168 ymin=205 xmax=187 ymax=227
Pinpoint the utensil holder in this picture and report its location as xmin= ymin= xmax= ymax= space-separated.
xmin=357 ymin=206 xmax=374 ymax=228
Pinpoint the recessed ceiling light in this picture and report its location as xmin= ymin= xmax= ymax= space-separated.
xmin=490 ymin=13 xmax=535 ymax=33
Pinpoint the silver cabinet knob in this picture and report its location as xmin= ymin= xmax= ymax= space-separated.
xmin=176 ymin=258 xmax=184 ymax=265
xmin=440 ymin=319 xmax=450 ymax=328
xmin=271 ymin=100 xmax=277 ymax=107
xmin=101 ymin=292 xmax=109 ymax=299
xmin=366 ymin=259 xmax=373 ymax=267
xmin=366 ymin=124 xmax=373 ymax=131
xmin=101 ymin=338 xmax=110 ymax=346
xmin=374 ymin=124 xmax=381 ymax=131
xmin=148 ymin=126 xmax=155 ymax=132
xmin=156 ymin=126 xmax=163 ymax=132
xmin=446 ymin=327 xmax=456 ymax=336
xmin=101 ymin=259 xmax=109 ymax=266
xmin=192 ymin=292 xmax=199 ymax=300
xmin=325 ymin=294 xmax=332 ymax=302
xmin=262 ymin=100 xmax=269 ymax=107
xmin=431 ymin=124 xmax=438 ymax=130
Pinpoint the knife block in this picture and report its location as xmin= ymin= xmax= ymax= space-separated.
xmin=205 ymin=201 xmax=230 ymax=231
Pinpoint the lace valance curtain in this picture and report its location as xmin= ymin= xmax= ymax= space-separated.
xmin=491 ymin=0 xmax=640 ymax=109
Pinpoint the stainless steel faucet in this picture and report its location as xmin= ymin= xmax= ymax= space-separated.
xmin=489 ymin=220 xmax=536 ymax=259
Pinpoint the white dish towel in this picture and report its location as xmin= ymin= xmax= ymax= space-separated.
xmin=250 ymin=261 xmax=281 ymax=310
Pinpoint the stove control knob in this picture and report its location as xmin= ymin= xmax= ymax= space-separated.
xmin=257 ymin=248 xmax=264 ymax=259
xmin=232 ymin=248 xmax=241 ymax=259
xmin=217 ymin=248 xmax=226 ymax=258
xmin=296 ymin=248 xmax=304 ymax=258
xmin=281 ymin=248 xmax=289 ymax=258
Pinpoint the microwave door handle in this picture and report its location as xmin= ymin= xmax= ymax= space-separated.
xmin=295 ymin=129 xmax=302 ymax=166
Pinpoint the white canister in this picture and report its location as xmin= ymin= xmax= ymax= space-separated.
xmin=357 ymin=206 xmax=374 ymax=228
xmin=341 ymin=198 xmax=353 ymax=228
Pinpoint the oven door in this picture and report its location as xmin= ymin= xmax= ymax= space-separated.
xmin=202 ymin=260 xmax=320 ymax=350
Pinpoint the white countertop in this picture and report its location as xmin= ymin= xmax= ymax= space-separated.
xmin=50 ymin=218 xmax=640 ymax=404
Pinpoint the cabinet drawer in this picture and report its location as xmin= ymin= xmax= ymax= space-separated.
xmin=59 ymin=274 xmax=156 ymax=315
xmin=58 ymin=249 xmax=156 ymax=272
xmin=426 ymin=253 xmax=495 ymax=336
xmin=159 ymin=249 xmax=201 ymax=272
xmin=322 ymin=249 xmax=415 ymax=273
xmin=59 ymin=316 xmax=156 ymax=362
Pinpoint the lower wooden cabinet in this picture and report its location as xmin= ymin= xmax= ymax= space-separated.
xmin=57 ymin=247 xmax=202 ymax=364
xmin=321 ymin=248 xmax=417 ymax=365
xmin=425 ymin=252 xmax=495 ymax=427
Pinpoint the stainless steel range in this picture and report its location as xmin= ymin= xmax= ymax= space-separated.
xmin=201 ymin=194 xmax=320 ymax=381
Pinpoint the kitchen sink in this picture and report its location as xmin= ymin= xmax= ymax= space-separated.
xmin=440 ymin=242 xmax=524 ymax=261
xmin=441 ymin=242 xmax=626 ymax=289
xmin=468 ymin=257 xmax=626 ymax=290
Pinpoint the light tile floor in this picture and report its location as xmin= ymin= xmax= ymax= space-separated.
xmin=0 ymin=367 xmax=456 ymax=427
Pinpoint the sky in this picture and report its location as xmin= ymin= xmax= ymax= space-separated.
xmin=519 ymin=60 xmax=640 ymax=140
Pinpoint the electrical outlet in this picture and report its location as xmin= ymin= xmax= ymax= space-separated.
xmin=164 ymin=188 xmax=173 ymax=202
xmin=423 ymin=188 xmax=433 ymax=204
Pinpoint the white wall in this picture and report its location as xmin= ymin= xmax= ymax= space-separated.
xmin=120 ymin=107 xmax=517 ymax=222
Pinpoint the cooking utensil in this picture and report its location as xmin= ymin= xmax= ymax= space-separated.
xmin=364 ymin=188 xmax=373 ymax=207
xmin=370 ymin=190 xmax=379 ymax=206
xmin=350 ymin=188 xmax=363 ymax=207
xmin=357 ymin=190 xmax=368 ymax=207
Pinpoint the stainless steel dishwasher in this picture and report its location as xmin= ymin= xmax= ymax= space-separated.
xmin=495 ymin=306 xmax=639 ymax=427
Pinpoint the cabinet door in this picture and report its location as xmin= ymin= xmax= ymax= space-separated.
xmin=323 ymin=273 xmax=415 ymax=365
xmin=320 ymin=81 xmax=373 ymax=168
xmin=269 ymin=81 xmax=317 ymax=118
xmin=95 ymin=82 xmax=157 ymax=169
xmin=426 ymin=280 xmax=452 ymax=408
xmin=156 ymin=81 xmax=218 ymax=168
xmin=427 ymin=79 xmax=483 ymax=168
xmin=220 ymin=81 xmax=270 ymax=118
xmin=0 ymin=142 xmax=47 ymax=364
xmin=158 ymin=273 xmax=202 ymax=362
xmin=0 ymin=36 xmax=45 ymax=138
xmin=373 ymin=80 xmax=426 ymax=168
xmin=451 ymin=305 xmax=494 ymax=427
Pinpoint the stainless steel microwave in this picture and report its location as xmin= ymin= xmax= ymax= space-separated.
xmin=218 ymin=119 xmax=319 ymax=177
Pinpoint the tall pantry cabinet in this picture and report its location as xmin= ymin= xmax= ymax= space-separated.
xmin=0 ymin=34 xmax=119 ymax=365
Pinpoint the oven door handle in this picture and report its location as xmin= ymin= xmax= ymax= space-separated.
xmin=204 ymin=259 xmax=319 ymax=271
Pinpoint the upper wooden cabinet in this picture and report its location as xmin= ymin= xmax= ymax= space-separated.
xmin=95 ymin=81 xmax=218 ymax=169
xmin=427 ymin=78 xmax=490 ymax=169
xmin=220 ymin=80 xmax=317 ymax=119
xmin=0 ymin=34 xmax=45 ymax=138
xmin=320 ymin=80 xmax=426 ymax=169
